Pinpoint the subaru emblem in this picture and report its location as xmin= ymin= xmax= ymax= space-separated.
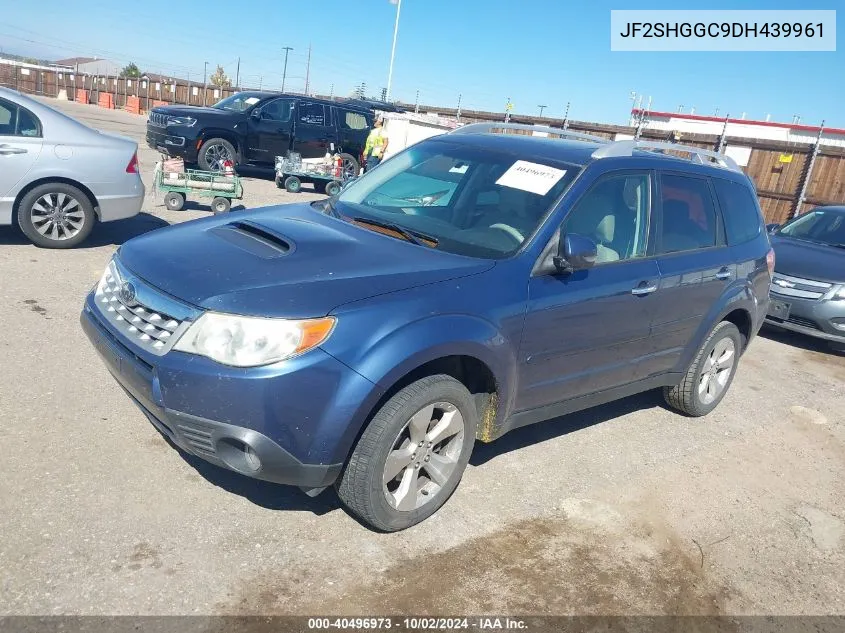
xmin=119 ymin=281 xmax=137 ymax=306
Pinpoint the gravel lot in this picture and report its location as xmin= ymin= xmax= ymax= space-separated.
xmin=1 ymin=99 xmax=844 ymax=617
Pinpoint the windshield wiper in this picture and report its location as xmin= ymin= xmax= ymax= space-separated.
xmin=352 ymin=216 xmax=437 ymax=247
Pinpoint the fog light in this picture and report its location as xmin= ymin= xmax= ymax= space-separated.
xmin=217 ymin=438 xmax=262 ymax=473
xmin=830 ymin=318 xmax=845 ymax=331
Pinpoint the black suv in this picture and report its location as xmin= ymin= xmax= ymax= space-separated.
xmin=146 ymin=92 xmax=375 ymax=175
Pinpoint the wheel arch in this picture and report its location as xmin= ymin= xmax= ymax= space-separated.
xmin=14 ymin=177 xmax=100 ymax=220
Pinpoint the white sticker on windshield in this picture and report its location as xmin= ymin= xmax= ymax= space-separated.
xmin=244 ymin=97 xmax=260 ymax=105
xmin=449 ymin=164 xmax=469 ymax=174
xmin=496 ymin=160 xmax=566 ymax=195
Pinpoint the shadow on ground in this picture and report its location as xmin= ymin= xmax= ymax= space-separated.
xmin=159 ymin=431 xmax=340 ymax=516
xmin=471 ymin=390 xmax=664 ymax=467
xmin=759 ymin=324 xmax=845 ymax=357
xmin=0 ymin=212 xmax=170 ymax=248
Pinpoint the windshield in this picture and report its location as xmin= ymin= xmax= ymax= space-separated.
xmin=212 ymin=94 xmax=263 ymax=112
xmin=778 ymin=208 xmax=845 ymax=247
xmin=335 ymin=139 xmax=580 ymax=258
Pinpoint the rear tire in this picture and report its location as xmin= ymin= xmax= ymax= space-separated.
xmin=664 ymin=321 xmax=742 ymax=417
xmin=336 ymin=374 xmax=477 ymax=532
xmin=284 ymin=175 xmax=302 ymax=193
xmin=211 ymin=197 xmax=231 ymax=214
xmin=17 ymin=183 xmax=95 ymax=249
xmin=198 ymin=138 xmax=237 ymax=171
xmin=164 ymin=191 xmax=185 ymax=211
xmin=338 ymin=153 xmax=359 ymax=179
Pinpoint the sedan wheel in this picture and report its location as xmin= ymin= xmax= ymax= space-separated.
xmin=17 ymin=183 xmax=95 ymax=249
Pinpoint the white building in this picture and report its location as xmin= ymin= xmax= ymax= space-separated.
xmin=631 ymin=109 xmax=845 ymax=148
xmin=54 ymin=57 xmax=121 ymax=77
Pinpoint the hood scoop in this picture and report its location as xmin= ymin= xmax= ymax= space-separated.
xmin=209 ymin=221 xmax=293 ymax=258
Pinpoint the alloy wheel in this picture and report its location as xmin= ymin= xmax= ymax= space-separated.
xmin=30 ymin=192 xmax=85 ymax=241
xmin=698 ymin=337 xmax=736 ymax=405
xmin=382 ymin=402 xmax=465 ymax=511
xmin=204 ymin=143 xmax=232 ymax=171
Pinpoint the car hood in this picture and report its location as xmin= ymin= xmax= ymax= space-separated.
xmin=118 ymin=204 xmax=494 ymax=318
xmin=771 ymin=235 xmax=845 ymax=283
xmin=151 ymin=105 xmax=241 ymax=119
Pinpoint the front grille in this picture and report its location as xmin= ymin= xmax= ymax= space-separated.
xmin=148 ymin=112 xmax=169 ymax=127
xmin=94 ymin=260 xmax=195 ymax=356
xmin=770 ymin=272 xmax=832 ymax=300
xmin=787 ymin=315 xmax=822 ymax=331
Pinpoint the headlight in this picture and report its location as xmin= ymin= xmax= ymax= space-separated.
xmin=167 ymin=116 xmax=196 ymax=127
xmin=174 ymin=312 xmax=335 ymax=367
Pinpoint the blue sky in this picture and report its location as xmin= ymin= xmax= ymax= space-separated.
xmin=1 ymin=0 xmax=842 ymax=126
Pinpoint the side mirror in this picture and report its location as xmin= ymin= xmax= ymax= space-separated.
xmin=553 ymin=232 xmax=598 ymax=274
xmin=766 ymin=223 xmax=780 ymax=234
xmin=250 ymin=108 xmax=262 ymax=120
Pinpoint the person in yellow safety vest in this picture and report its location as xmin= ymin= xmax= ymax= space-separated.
xmin=363 ymin=117 xmax=389 ymax=172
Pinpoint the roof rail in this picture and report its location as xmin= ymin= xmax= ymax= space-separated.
xmin=450 ymin=122 xmax=609 ymax=144
xmin=591 ymin=140 xmax=741 ymax=172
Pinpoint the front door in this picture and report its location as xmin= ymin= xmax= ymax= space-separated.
xmin=292 ymin=101 xmax=334 ymax=159
xmin=647 ymin=172 xmax=734 ymax=376
xmin=0 ymin=97 xmax=43 ymax=224
xmin=244 ymin=98 xmax=294 ymax=163
xmin=517 ymin=171 xmax=659 ymax=412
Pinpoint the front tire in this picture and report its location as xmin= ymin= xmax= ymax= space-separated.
xmin=17 ymin=183 xmax=95 ymax=248
xmin=664 ymin=321 xmax=742 ymax=417
xmin=336 ymin=375 xmax=477 ymax=531
xmin=198 ymin=138 xmax=237 ymax=171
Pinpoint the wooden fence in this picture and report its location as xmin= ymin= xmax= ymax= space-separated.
xmin=3 ymin=63 xmax=844 ymax=224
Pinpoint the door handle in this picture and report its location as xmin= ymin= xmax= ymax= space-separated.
xmin=631 ymin=283 xmax=658 ymax=296
xmin=0 ymin=145 xmax=27 ymax=155
xmin=716 ymin=268 xmax=732 ymax=280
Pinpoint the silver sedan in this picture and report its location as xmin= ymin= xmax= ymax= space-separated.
xmin=0 ymin=86 xmax=144 ymax=248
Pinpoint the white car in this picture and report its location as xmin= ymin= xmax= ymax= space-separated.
xmin=0 ymin=87 xmax=144 ymax=248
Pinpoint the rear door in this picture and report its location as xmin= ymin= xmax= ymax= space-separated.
xmin=647 ymin=172 xmax=734 ymax=376
xmin=0 ymin=97 xmax=43 ymax=221
xmin=334 ymin=106 xmax=372 ymax=158
xmin=292 ymin=101 xmax=333 ymax=159
xmin=517 ymin=170 xmax=659 ymax=411
xmin=244 ymin=98 xmax=294 ymax=163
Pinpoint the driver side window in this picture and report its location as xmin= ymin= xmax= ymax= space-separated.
xmin=563 ymin=173 xmax=651 ymax=264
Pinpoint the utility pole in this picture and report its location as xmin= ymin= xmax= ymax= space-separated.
xmin=562 ymin=102 xmax=570 ymax=129
xmin=504 ymin=97 xmax=512 ymax=123
xmin=281 ymin=46 xmax=293 ymax=93
xmin=414 ymin=90 xmax=419 ymax=113
xmin=329 ymin=83 xmax=334 ymax=100
xmin=386 ymin=0 xmax=402 ymax=101
xmin=794 ymin=121 xmax=825 ymax=218
xmin=717 ymin=114 xmax=730 ymax=153
xmin=456 ymin=93 xmax=462 ymax=122
xmin=304 ymin=44 xmax=311 ymax=96
xmin=235 ymin=57 xmax=240 ymax=89
xmin=202 ymin=61 xmax=208 ymax=106
xmin=537 ymin=105 xmax=547 ymax=117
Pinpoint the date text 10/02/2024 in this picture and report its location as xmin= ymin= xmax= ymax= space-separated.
xmin=307 ymin=617 xmax=528 ymax=630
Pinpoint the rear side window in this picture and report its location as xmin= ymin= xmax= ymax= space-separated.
xmin=712 ymin=178 xmax=763 ymax=245
xmin=0 ymin=98 xmax=41 ymax=137
xmin=659 ymin=174 xmax=719 ymax=253
xmin=339 ymin=109 xmax=369 ymax=130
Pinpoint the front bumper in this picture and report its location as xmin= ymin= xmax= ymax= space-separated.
xmin=80 ymin=293 xmax=378 ymax=488
xmin=764 ymin=291 xmax=845 ymax=343
xmin=146 ymin=127 xmax=198 ymax=162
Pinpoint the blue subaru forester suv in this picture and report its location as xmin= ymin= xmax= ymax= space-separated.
xmin=81 ymin=123 xmax=773 ymax=531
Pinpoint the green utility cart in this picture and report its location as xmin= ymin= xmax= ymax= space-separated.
xmin=155 ymin=168 xmax=243 ymax=214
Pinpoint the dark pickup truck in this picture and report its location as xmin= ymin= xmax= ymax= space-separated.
xmin=146 ymin=92 xmax=376 ymax=176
